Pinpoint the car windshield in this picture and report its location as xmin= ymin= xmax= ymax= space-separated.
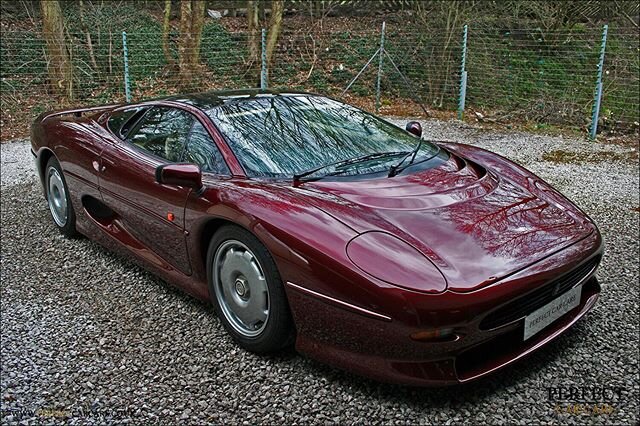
xmin=207 ymin=95 xmax=438 ymax=178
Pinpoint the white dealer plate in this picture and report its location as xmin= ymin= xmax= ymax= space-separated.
xmin=523 ymin=285 xmax=582 ymax=341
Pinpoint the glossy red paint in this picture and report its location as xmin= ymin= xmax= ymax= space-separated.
xmin=30 ymin=90 xmax=603 ymax=386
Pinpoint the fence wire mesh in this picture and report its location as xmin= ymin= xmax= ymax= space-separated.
xmin=466 ymin=27 xmax=603 ymax=126
xmin=1 ymin=21 xmax=638 ymax=140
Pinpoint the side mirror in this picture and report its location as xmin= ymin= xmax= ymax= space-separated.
xmin=406 ymin=121 xmax=422 ymax=138
xmin=155 ymin=163 xmax=203 ymax=190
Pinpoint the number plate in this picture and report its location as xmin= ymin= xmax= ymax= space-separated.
xmin=523 ymin=285 xmax=582 ymax=341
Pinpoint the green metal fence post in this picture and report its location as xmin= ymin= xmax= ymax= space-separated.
xmin=457 ymin=24 xmax=468 ymax=120
xmin=260 ymin=28 xmax=267 ymax=89
xmin=375 ymin=21 xmax=386 ymax=113
xmin=122 ymin=31 xmax=131 ymax=102
xmin=589 ymin=24 xmax=608 ymax=140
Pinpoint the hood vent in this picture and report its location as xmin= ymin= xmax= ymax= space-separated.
xmin=447 ymin=149 xmax=487 ymax=180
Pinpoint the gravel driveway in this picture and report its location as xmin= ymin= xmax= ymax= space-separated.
xmin=1 ymin=120 xmax=639 ymax=425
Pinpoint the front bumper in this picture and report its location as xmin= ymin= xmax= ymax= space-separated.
xmin=287 ymin=232 xmax=602 ymax=386
xmin=455 ymin=276 xmax=599 ymax=383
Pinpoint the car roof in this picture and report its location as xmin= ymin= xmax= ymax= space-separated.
xmin=158 ymin=89 xmax=316 ymax=111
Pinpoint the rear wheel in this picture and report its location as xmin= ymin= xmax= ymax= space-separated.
xmin=45 ymin=157 xmax=78 ymax=237
xmin=207 ymin=225 xmax=294 ymax=353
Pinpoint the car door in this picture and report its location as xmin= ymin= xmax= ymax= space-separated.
xmin=179 ymin=118 xmax=233 ymax=282
xmin=99 ymin=105 xmax=195 ymax=275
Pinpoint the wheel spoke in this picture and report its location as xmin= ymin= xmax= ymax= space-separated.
xmin=245 ymin=289 xmax=268 ymax=323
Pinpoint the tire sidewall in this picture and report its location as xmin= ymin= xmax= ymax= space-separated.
xmin=206 ymin=225 xmax=294 ymax=353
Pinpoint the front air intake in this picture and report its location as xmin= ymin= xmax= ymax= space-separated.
xmin=479 ymin=256 xmax=600 ymax=330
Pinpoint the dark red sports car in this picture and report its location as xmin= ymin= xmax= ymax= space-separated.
xmin=30 ymin=90 xmax=602 ymax=385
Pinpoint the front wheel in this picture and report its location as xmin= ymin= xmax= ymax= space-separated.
xmin=45 ymin=157 xmax=78 ymax=238
xmin=207 ymin=225 xmax=294 ymax=353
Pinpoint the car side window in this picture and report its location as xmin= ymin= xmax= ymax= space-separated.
xmin=107 ymin=107 xmax=147 ymax=139
xmin=127 ymin=107 xmax=193 ymax=162
xmin=183 ymin=121 xmax=230 ymax=175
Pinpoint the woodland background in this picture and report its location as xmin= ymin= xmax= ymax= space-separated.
xmin=1 ymin=0 xmax=638 ymax=140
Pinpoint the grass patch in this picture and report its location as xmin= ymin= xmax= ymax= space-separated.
xmin=542 ymin=149 xmax=638 ymax=164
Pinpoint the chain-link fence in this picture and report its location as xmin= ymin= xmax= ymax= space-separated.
xmin=466 ymin=26 xmax=639 ymax=133
xmin=1 ymin=21 xmax=638 ymax=140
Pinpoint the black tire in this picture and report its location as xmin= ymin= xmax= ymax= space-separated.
xmin=44 ymin=156 xmax=78 ymax=238
xmin=207 ymin=225 xmax=295 ymax=353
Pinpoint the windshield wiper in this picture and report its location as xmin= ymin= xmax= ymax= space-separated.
xmin=387 ymin=140 xmax=442 ymax=178
xmin=293 ymin=151 xmax=406 ymax=183
xmin=388 ymin=138 xmax=424 ymax=178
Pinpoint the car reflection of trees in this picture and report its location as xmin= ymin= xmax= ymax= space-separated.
xmin=207 ymin=96 xmax=430 ymax=177
xmin=442 ymin=180 xmax=578 ymax=258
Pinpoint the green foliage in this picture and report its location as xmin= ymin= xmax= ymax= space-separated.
xmin=61 ymin=3 xmax=165 ymax=97
xmin=0 ymin=31 xmax=46 ymax=77
xmin=31 ymin=103 xmax=47 ymax=116
xmin=62 ymin=2 xmax=161 ymax=34
xmin=464 ymin=27 xmax=605 ymax=123
xmin=327 ymin=31 xmax=378 ymax=92
xmin=201 ymin=22 xmax=250 ymax=85
xmin=308 ymin=72 xmax=330 ymax=92
xmin=93 ymin=86 xmax=121 ymax=105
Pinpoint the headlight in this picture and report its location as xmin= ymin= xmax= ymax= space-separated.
xmin=346 ymin=231 xmax=447 ymax=294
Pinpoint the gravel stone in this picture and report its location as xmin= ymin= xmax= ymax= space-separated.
xmin=1 ymin=119 xmax=638 ymax=424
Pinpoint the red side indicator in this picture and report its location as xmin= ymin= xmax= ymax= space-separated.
xmin=167 ymin=212 xmax=175 ymax=222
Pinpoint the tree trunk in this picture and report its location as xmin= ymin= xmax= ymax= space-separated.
xmin=259 ymin=0 xmax=266 ymax=21
xmin=79 ymin=0 xmax=99 ymax=74
xmin=247 ymin=0 xmax=260 ymax=65
xmin=178 ymin=0 xmax=206 ymax=87
xmin=190 ymin=0 xmax=205 ymax=66
xmin=162 ymin=0 xmax=174 ymax=65
xmin=108 ymin=29 xmax=112 ymax=75
xmin=178 ymin=0 xmax=193 ymax=85
xmin=41 ymin=0 xmax=72 ymax=99
xmin=265 ymin=0 xmax=284 ymax=66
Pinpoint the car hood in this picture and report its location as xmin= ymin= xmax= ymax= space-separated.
xmin=292 ymin=144 xmax=594 ymax=293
